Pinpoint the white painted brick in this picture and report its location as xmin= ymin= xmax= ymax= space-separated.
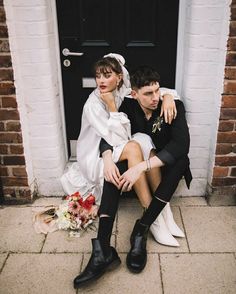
xmin=190 ymin=136 xmax=211 ymax=148
xmin=185 ymin=101 xmax=215 ymax=114
xmin=191 ymin=169 xmax=208 ymax=178
xmin=23 ymin=75 xmax=57 ymax=89
xmin=29 ymin=123 xmax=61 ymax=138
xmin=187 ymin=113 xmax=213 ymax=125
xmin=183 ymin=88 xmax=215 ymax=101
xmin=15 ymin=35 xmax=54 ymax=50
xmin=183 ymin=75 xmax=217 ymax=89
xmin=187 ymin=48 xmax=219 ymax=62
xmin=188 ymin=6 xmax=225 ymax=21
xmin=30 ymin=134 xmax=64 ymax=149
xmin=33 ymin=158 xmax=63 ymax=169
xmin=185 ymin=62 xmax=218 ymax=76
xmin=191 ymin=0 xmax=230 ymax=6
xmin=14 ymin=7 xmax=50 ymax=22
xmin=10 ymin=0 xmax=47 ymax=7
xmin=26 ymin=101 xmax=59 ymax=115
xmin=27 ymin=112 xmax=61 ymax=126
xmin=37 ymin=178 xmax=65 ymax=196
xmin=174 ymin=179 xmax=207 ymax=197
xmin=31 ymin=146 xmax=65 ymax=159
xmin=15 ymin=21 xmax=54 ymax=36
xmin=186 ymin=20 xmax=222 ymax=35
xmin=34 ymin=167 xmax=65 ymax=179
xmin=189 ymin=125 xmax=211 ymax=136
xmin=20 ymin=62 xmax=54 ymax=76
xmin=19 ymin=49 xmax=52 ymax=64
xmin=189 ymin=147 xmax=210 ymax=159
xmin=187 ymin=34 xmax=220 ymax=49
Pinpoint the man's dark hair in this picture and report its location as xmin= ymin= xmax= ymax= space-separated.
xmin=130 ymin=65 xmax=160 ymax=90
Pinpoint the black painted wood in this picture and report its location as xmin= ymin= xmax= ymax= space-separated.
xmin=56 ymin=0 xmax=179 ymax=155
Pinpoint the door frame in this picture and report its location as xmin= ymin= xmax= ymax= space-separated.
xmin=52 ymin=0 xmax=186 ymax=160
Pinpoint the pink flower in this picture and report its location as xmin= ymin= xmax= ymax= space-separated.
xmin=68 ymin=201 xmax=80 ymax=215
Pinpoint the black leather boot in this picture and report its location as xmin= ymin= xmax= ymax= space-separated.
xmin=126 ymin=219 xmax=149 ymax=273
xmin=73 ymin=238 xmax=121 ymax=288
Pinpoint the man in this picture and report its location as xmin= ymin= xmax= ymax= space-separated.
xmin=73 ymin=66 xmax=192 ymax=288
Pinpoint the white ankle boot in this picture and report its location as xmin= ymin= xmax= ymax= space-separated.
xmin=162 ymin=203 xmax=185 ymax=238
xmin=150 ymin=214 xmax=180 ymax=247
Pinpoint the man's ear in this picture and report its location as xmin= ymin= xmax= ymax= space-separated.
xmin=131 ymin=89 xmax=138 ymax=100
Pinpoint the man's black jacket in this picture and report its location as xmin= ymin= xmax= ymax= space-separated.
xmin=100 ymin=98 xmax=192 ymax=188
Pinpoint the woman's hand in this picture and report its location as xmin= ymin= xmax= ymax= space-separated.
xmin=119 ymin=162 xmax=146 ymax=192
xmin=100 ymin=92 xmax=117 ymax=112
xmin=161 ymin=94 xmax=177 ymax=124
xmin=103 ymin=150 xmax=121 ymax=189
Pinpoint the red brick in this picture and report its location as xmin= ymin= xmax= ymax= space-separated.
xmin=227 ymin=38 xmax=236 ymax=51
xmin=10 ymin=144 xmax=24 ymax=154
xmin=230 ymin=21 xmax=236 ymax=36
xmin=232 ymin=7 xmax=236 ymax=21
xmin=0 ymin=166 xmax=8 ymax=176
xmin=233 ymin=144 xmax=236 ymax=153
xmin=0 ymin=25 xmax=8 ymax=38
xmin=0 ymin=55 xmax=12 ymax=67
xmin=12 ymin=167 xmax=27 ymax=177
xmin=215 ymin=156 xmax=236 ymax=166
xmin=0 ymin=109 xmax=19 ymax=120
xmin=0 ymin=144 xmax=8 ymax=154
xmin=2 ymin=176 xmax=28 ymax=187
xmin=217 ymin=132 xmax=236 ymax=143
xmin=0 ymin=39 xmax=10 ymax=52
xmin=0 ymin=69 xmax=14 ymax=82
xmin=231 ymin=167 xmax=236 ymax=176
xmin=216 ymin=143 xmax=232 ymax=155
xmin=0 ymin=82 xmax=15 ymax=95
xmin=226 ymin=52 xmax=236 ymax=66
xmin=0 ymin=133 xmax=22 ymax=143
xmin=224 ymin=67 xmax=236 ymax=80
xmin=6 ymin=121 xmax=21 ymax=132
xmin=3 ymin=155 xmax=25 ymax=165
xmin=221 ymin=95 xmax=236 ymax=108
xmin=218 ymin=121 xmax=234 ymax=131
xmin=213 ymin=166 xmax=229 ymax=177
xmin=212 ymin=177 xmax=236 ymax=186
xmin=220 ymin=108 xmax=236 ymax=120
xmin=223 ymin=80 xmax=236 ymax=94
xmin=0 ymin=7 xmax=6 ymax=22
xmin=0 ymin=122 xmax=4 ymax=131
xmin=1 ymin=96 xmax=17 ymax=108
xmin=3 ymin=187 xmax=16 ymax=198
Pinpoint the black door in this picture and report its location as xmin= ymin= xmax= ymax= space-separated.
xmin=56 ymin=0 xmax=179 ymax=156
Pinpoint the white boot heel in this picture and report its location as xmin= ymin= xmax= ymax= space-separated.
xmin=162 ymin=203 xmax=185 ymax=238
xmin=150 ymin=214 xmax=180 ymax=247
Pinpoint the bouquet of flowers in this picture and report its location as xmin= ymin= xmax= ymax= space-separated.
xmin=56 ymin=192 xmax=98 ymax=233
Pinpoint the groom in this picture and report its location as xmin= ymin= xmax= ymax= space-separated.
xmin=74 ymin=66 xmax=192 ymax=288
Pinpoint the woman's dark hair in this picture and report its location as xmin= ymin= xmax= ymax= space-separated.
xmin=130 ymin=65 xmax=160 ymax=90
xmin=93 ymin=57 xmax=123 ymax=89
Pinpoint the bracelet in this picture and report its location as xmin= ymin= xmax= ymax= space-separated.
xmin=146 ymin=159 xmax=151 ymax=172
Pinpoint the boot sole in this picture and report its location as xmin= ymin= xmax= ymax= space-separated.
xmin=73 ymin=257 xmax=121 ymax=288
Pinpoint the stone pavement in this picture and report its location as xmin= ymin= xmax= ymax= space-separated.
xmin=0 ymin=196 xmax=236 ymax=294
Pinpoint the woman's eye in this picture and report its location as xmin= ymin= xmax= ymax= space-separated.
xmin=105 ymin=73 xmax=111 ymax=78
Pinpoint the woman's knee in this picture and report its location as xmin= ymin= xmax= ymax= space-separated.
xmin=124 ymin=140 xmax=142 ymax=155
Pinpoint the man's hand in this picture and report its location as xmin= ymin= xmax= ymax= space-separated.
xmin=161 ymin=94 xmax=177 ymax=124
xmin=119 ymin=162 xmax=145 ymax=192
xmin=102 ymin=150 xmax=121 ymax=189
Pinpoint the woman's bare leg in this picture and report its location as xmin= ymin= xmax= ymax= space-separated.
xmin=119 ymin=141 xmax=152 ymax=208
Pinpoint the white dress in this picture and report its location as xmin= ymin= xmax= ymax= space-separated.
xmin=61 ymin=87 xmax=179 ymax=204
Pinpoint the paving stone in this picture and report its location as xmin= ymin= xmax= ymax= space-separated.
xmin=42 ymin=220 xmax=115 ymax=253
xmin=77 ymin=253 xmax=162 ymax=294
xmin=171 ymin=196 xmax=207 ymax=206
xmin=117 ymin=206 xmax=189 ymax=253
xmin=0 ymin=253 xmax=80 ymax=294
xmin=0 ymin=253 xmax=8 ymax=272
xmin=181 ymin=207 xmax=236 ymax=252
xmin=31 ymin=197 xmax=62 ymax=207
xmin=161 ymin=253 xmax=236 ymax=294
xmin=0 ymin=207 xmax=45 ymax=253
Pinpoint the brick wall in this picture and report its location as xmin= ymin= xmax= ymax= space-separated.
xmin=209 ymin=0 xmax=236 ymax=205
xmin=0 ymin=1 xmax=31 ymax=203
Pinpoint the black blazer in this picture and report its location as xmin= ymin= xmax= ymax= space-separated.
xmin=100 ymin=98 xmax=192 ymax=188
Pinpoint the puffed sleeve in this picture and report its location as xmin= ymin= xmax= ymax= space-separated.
xmin=84 ymin=100 xmax=131 ymax=146
xmin=160 ymin=87 xmax=180 ymax=100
